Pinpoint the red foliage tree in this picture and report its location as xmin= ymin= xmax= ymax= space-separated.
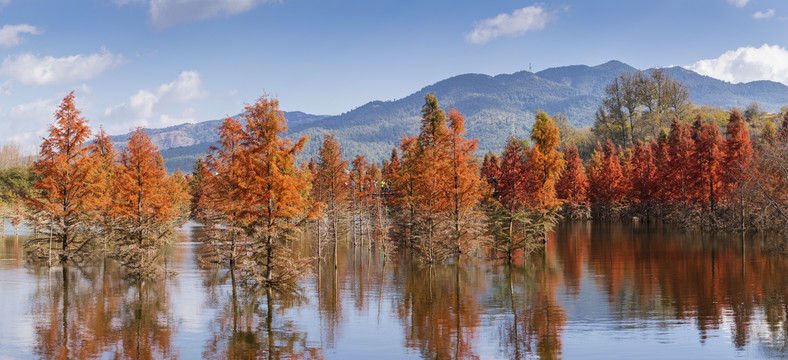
xmin=666 ymin=119 xmax=695 ymax=203
xmin=556 ymin=144 xmax=587 ymax=203
xmin=721 ymin=109 xmax=753 ymax=197
xmin=480 ymin=152 xmax=501 ymax=192
xmin=690 ymin=117 xmax=724 ymax=210
xmin=650 ymin=129 xmax=671 ymax=204
xmin=586 ymin=140 xmax=626 ymax=206
xmin=629 ymin=140 xmax=657 ymax=205
xmin=496 ymin=138 xmax=529 ymax=211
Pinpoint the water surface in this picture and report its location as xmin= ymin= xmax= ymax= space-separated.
xmin=1 ymin=221 xmax=786 ymax=359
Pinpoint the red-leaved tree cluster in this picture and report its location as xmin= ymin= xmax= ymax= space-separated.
xmin=558 ymin=110 xmax=756 ymax=226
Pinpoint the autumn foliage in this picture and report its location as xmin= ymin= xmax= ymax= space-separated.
xmin=19 ymin=90 xmax=780 ymax=274
xmin=199 ymin=95 xmax=316 ymax=286
xmin=29 ymin=92 xmax=99 ymax=263
xmin=486 ymin=112 xmax=565 ymax=261
xmin=111 ymin=129 xmax=188 ymax=276
xmin=383 ymin=95 xmax=486 ymax=263
xmin=27 ymin=93 xmax=189 ymax=273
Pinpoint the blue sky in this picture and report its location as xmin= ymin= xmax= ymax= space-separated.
xmin=1 ymin=0 xmax=787 ymax=152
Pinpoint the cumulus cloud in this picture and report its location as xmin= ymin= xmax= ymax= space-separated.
xmin=104 ymin=71 xmax=207 ymax=130
xmin=466 ymin=5 xmax=558 ymax=44
xmin=4 ymin=97 xmax=61 ymax=153
xmin=729 ymin=0 xmax=749 ymax=7
xmin=117 ymin=0 xmax=273 ymax=29
xmin=686 ymin=44 xmax=788 ymax=85
xmin=0 ymin=50 xmax=121 ymax=86
xmin=753 ymin=9 xmax=775 ymax=19
xmin=0 ymin=24 xmax=41 ymax=47
xmin=159 ymin=109 xmax=197 ymax=126
xmin=0 ymin=80 xmax=11 ymax=96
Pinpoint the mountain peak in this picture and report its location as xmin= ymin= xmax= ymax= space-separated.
xmin=593 ymin=60 xmax=638 ymax=72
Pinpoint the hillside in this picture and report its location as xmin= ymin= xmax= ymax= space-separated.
xmin=111 ymin=61 xmax=788 ymax=173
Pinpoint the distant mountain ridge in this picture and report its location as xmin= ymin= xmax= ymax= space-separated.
xmin=110 ymin=60 xmax=788 ymax=172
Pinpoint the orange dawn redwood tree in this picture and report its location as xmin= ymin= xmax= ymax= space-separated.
xmin=487 ymin=112 xmax=565 ymax=262
xmin=112 ymin=128 xmax=187 ymax=276
xmin=90 ymin=126 xmax=118 ymax=245
xmin=390 ymin=135 xmax=419 ymax=244
xmin=528 ymin=111 xmax=565 ymax=209
xmin=487 ymin=138 xmax=535 ymax=262
xmin=205 ymin=95 xmax=317 ymax=287
xmin=349 ymin=154 xmax=370 ymax=249
xmin=411 ymin=94 xmax=452 ymax=262
xmin=314 ymin=133 xmax=350 ymax=264
xmin=444 ymin=107 xmax=485 ymax=256
xmin=200 ymin=116 xmax=246 ymax=266
xmin=28 ymin=92 xmax=98 ymax=263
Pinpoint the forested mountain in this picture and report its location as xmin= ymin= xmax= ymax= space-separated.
xmin=110 ymin=60 xmax=788 ymax=172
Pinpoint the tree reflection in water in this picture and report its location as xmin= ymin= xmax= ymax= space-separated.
xmin=29 ymin=260 xmax=175 ymax=359
xmin=391 ymin=256 xmax=485 ymax=360
xmin=200 ymin=266 xmax=323 ymax=359
xmin=13 ymin=222 xmax=788 ymax=359
xmin=491 ymin=243 xmax=567 ymax=360
xmin=552 ymin=221 xmax=788 ymax=354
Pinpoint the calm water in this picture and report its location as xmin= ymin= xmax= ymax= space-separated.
xmin=1 ymin=221 xmax=787 ymax=359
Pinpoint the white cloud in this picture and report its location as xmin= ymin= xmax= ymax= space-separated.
xmin=0 ymin=80 xmax=11 ymax=96
xmin=466 ymin=5 xmax=557 ymax=45
xmin=104 ymin=71 xmax=207 ymax=129
xmin=686 ymin=44 xmax=788 ymax=85
xmin=0 ymin=0 xmax=10 ymax=7
xmin=121 ymin=0 xmax=271 ymax=29
xmin=159 ymin=108 xmax=196 ymax=126
xmin=729 ymin=0 xmax=749 ymax=8
xmin=0 ymin=50 xmax=121 ymax=86
xmin=0 ymin=24 xmax=41 ymax=47
xmin=5 ymin=97 xmax=60 ymax=153
xmin=753 ymin=9 xmax=775 ymax=19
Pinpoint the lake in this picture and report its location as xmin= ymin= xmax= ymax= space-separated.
xmin=1 ymin=221 xmax=786 ymax=359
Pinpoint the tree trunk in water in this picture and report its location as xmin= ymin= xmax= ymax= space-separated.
xmin=62 ymin=265 xmax=70 ymax=358
xmin=266 ymin=287 xmax=274 ymax=360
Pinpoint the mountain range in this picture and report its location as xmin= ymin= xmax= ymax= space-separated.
xmin=110 ymin=60 xmax=788 ymax=173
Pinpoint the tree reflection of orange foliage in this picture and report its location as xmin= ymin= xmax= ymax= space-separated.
xmin=394 ymin=261 xmax=483 ymax=359
xmin=552 ymin=222 xmax=788 ymax=347
xmin=201 ymin=269 xmax=324 ymax=360
xmin=497 ymin=246 xmax=567 ymax=360
xmin=31 ymin=263 xmax=175 ymax=359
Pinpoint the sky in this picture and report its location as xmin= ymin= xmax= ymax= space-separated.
xmin=1 ymin=0 xmax=787 ymax=153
